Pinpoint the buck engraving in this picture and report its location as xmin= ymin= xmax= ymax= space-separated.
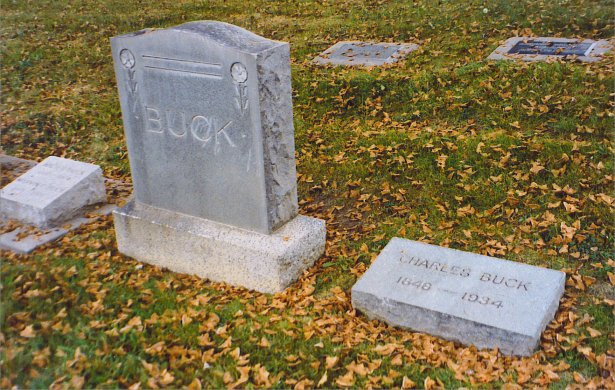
xmin=145 ymin=106 xmax=241 ymax=154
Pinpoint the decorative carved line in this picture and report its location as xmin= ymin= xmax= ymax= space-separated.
xmin=234 ymin=83 xmax=249 ymax=116
xmin=143 ymin=65 xmax=223 ymax=79
xmin=142 ymin=55 xmax=222 ymax=68
xmin=126 ymin=68 xmax=140 ymax=119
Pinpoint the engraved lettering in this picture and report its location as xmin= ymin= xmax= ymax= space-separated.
xmin=141 ymin=107 xmax=242 ymax=154
xmin=191 ymin=116 xmax=212 ymax=142
xmin=145 ymin=107 xmax=162 ymax=133
xmin=479 ymin=273 xmax=530 ymax=291
xmin=399 ymin=255 xmax=471 ymax=278
xmin=461 ymin=292 xmax=503 ymax=309
xmin=492 ymin=276 xmax=505 ymax=285
xmin=518 ymin=281 xmax=531 ymax=291
xmin=395 ymin=276 xmax=431 ymax=291
xmin=166 ymin=110 xmax=187 ymax=137
xmin=504 ymin=278 xmax=518 ymax=288
xmin=429 ymin=261 xmax=441 ymax=271
xmin=215 ymin=121 xmax=235 ymax=154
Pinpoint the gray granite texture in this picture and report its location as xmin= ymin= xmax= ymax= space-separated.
xmin=313 ymin=41 xmax=419 ymax=66
xmin=113 ymin=200 xmax=326 ymax=293
xmin=352 ymin=238 xmax=566 ymax=356
xmin=488 ymin=37 xmax=611 ymax=63
xmin=111 ymin=21 xmax=298 ymax=234
xmin=0 ymin=156 xmax=106 ymax=228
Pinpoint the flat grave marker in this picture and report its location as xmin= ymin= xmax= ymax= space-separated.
xmin=0 ymin=155 xmax=123 ymax=254
xmin=313 ymin=41 xmax=419 ymax=66
xmin=111 ymin=21 xmax=325 ymax=293
xmin=352 ymin=238 xmax=566 ymax=356
xmin=488 ymin=37 xmax=611 ymax=62
xmin=1 ymin=156 xmax=106 ymax=228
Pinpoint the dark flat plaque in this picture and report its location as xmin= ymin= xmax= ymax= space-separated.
xmin=488 ymin=37 xmax=611 ymax=63
xmin=509 ymin=40 xmax=592 ymax=56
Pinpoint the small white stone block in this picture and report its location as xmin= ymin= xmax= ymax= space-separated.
xmin=113 ymin=200 xmax=326 ymax=293
xmin=1 ymin=156 xmax=106 ymax=228
xmin=352 ymin=238 xmax=566 ymax=356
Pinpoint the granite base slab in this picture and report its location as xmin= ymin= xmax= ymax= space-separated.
xmin=113 ymin=200 xmax=326 ymax=293
xmin=352 ymin=238 xmax=566 ymax=356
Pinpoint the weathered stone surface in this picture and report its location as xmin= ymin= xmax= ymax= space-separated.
xmin=313 ymin=41 xmax=419 ymax=66
xmin=0 ymin=156 xmax=106 ymax=228
xmin=488 ymin=37 xmax=611 ymax=62
xmin=113 ymin=200 xmax=326 ymax=293
xmin=352 ymin=238 xmax=566 ymax=356
xmin=111 ymin=21 xmax=298 ymax=234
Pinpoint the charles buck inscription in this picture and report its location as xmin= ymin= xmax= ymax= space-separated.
xmin=352 ymin=238 xmax=566 ymax=356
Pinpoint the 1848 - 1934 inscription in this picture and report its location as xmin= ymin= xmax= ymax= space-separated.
xmin=352 ymin=238 xmax=566 ymax=356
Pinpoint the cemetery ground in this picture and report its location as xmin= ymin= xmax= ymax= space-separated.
xmin=1 ymin=0 xmax=613 ymax=388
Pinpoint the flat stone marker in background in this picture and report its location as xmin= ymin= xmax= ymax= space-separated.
xmin=111 ymin=21 xmax=325 ymax=293
xmin=488 ymin=37 xmax=611 ymax=62
xmin=313 ymin=41 xmax=419 ymax=66
xmin=352 ymin=238 xmax=566 ymax=356
xmin=1 ymin=156 xmax=106 ymax=228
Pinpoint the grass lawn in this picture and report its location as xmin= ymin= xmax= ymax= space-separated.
xmin=1 ymin=0 xmax=614 ymax=388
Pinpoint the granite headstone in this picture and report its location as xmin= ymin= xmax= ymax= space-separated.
xmin=111 ymin=21 xmax=325 ymax=293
